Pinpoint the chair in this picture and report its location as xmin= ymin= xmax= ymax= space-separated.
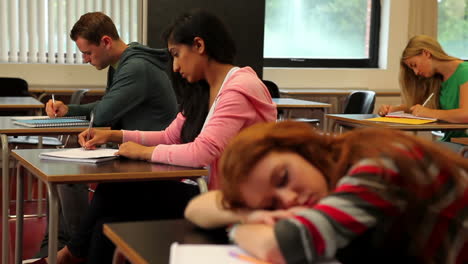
xmin=342 ymin=90 xmax=376 ymax=114
xmin=332 ymin=90 xmax=376 ymax=132
xmin=263 ymin=80 xmax=320 ymax=126
xmin=0 ymin=77 xmax=30 ymax=97
xmin=69 ymin=89 xmax=90 ymax=105
xmin=0 ymin=77 xmax=31 ymax=116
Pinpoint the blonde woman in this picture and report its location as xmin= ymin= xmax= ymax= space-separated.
xmin=379 ymin=35 xmax=468 ymax=142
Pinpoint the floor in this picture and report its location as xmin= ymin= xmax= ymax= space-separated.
xmin=1 ymin=171 xmax=47 ymax=264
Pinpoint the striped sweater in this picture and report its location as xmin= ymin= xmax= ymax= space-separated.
xmin=274 ymin=155 xmax=468 ymax=264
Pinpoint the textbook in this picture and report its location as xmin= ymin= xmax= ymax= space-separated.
xmin=13 ymin=117 xmax=89 ymax=128
xmin=169 ymin=243 xmax=341 ymax=264
xmin=39 ymin=148 xmax=118 ymax=163
xmin=366 ymin=111 xmax=437 ymax=125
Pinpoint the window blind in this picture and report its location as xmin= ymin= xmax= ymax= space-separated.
xmin=0 ymin=0 xmax=142 ymax=64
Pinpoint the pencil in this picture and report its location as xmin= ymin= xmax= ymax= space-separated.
xmin=422 ymin=93 xmax=434 ymax=107
xmin=229 ymin=251 xmax=272 ymax=264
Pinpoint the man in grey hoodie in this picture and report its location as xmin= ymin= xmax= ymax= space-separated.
xmin=36 ymin=12 xmax=178 ymax=258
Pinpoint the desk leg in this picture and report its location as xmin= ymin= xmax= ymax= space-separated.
xmin=2 ymin=133 xmax=10 ymax=264
xmin=47 ymin=183 xmax=59 ymax=264
xmin=15 ymin=164 xmax=24 ymax=264
xmin=37 ymin=136 xmax=44 ymax=216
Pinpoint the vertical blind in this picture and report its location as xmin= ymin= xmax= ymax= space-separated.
xmin=0 ymin=0 xmax=142 ymax=64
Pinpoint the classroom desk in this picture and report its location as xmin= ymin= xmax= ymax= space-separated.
xmin=0 ymin=96 xmax=44 ymax=115
xmin=0 ymin=118 xmax=108 ymax=264
xmin=279 ymin=88 xmax=400 ymax=114
xmin=104 ymin=219 xmax=227 ymax=264
xmin=326 ymin=114 xmax=468 ymax=133
xmin=11 ymin=149 xmax=208 ymax=264
xmin=273 ymin=98 xmax=331 ymax=130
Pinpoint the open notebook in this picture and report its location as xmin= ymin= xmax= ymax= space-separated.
xmin=13 ymin=116 xmax=89 ymax=128
xmin=39 ymin=148 xmax=118 ymax=163
xmin=366 ymin=111 xmax=437 ymax=125
xmin=169 ymin=244 xmax=340 ymax=264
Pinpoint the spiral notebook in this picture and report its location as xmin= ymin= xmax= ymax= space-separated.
xmin=13 ymin=117 xmax=90 ymax=128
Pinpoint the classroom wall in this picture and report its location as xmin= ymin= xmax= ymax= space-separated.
xmin=0 ymin=0 xmax=410 ymax=94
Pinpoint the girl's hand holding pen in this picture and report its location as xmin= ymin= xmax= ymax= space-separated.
xmin=410 ymin=104 xmax=433 ymax=117
xmin=78 ymin=129 xmax=110 ymax=149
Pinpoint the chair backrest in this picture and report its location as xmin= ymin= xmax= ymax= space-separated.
xmin=342 ymin=91 xmax=376 ymax=114
xmin=69 ymin=89 xmax=89 ymax=105
xmin=262 ymin=80 xmax=280 ymax=98
xmin=0 ymin=77 xmax=29 ymax=96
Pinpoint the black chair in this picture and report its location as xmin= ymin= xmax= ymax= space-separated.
xmin=332 ymin=90 xmax=376 ymax=132
xmin=262 ymin=80 xmax=320 ymax=126
xmin=0 ymin=77 xmax=30 ymax=97
xmin=342 ymin=91 xmax=376 ymax=114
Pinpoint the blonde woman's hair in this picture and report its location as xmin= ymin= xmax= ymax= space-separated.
xmin=400 ymin=35 xmax=460 ymax=109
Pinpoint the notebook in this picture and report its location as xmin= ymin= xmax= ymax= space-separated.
xmin=12 ymin=115 xmax=86 ymax=121
xmin=13 ymin=117 xmax=89 ymax=128
xmin=384 ymin=111 xmax=437 ymax=121
xmin=169 ymin=244 xmax=340 ymax=264
xmin=39 ymin=148 xmax=118 ymax=163
xmin=169 ymin=244 xmax=270 ymax=264
xmin=366 ymin=111 xmax=437 ymax=125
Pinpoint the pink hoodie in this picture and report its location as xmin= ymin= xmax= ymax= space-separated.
xmin=123 ymin=67 xmax=277 ymax=189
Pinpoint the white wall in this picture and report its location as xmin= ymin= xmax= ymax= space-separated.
xmin=0 ymin=0 xmax=409 ymax=91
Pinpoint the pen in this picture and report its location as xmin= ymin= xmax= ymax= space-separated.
xmin=422 ymin=93 xmax=434 ymax=107
xmin=85 ymin=112 xmax=94 ymax=148
xmin=229 ymin=251 xmax=271 ymax=264
xmin=51 ymin=94 xmax=57 ymax=117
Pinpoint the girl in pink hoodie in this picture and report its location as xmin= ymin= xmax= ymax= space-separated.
xmin=50 ymin=9 xmax=277 ymax=264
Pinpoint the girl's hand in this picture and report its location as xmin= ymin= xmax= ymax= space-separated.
xmin=410 ymin=104 xmax=434 ymax=117
xmin=244 ymin=210 xmax=295 ymax=226
xmin=116 ymin=142 xmax=155 ymax=160
xmin=378 ymin=104 xmax=400 ymax=116
xmin=78 ymin=129 xmax=112 ymax=149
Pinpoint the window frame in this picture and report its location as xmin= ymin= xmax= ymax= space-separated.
xmin=263 ymin=0 xmax=381 ymax=68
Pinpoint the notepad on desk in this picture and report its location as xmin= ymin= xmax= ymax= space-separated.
xmin=169 ymin=243 xmax=341 ymax=264
xmin=13 ymin=116 xmax=89 ymax=128
xmin=169 ymin=244 xmax=270 ymax=264
xmin=367 ymin=111 xmax=437 ymax=125
xmin=39 ymin=148 xmax=118 ymax=163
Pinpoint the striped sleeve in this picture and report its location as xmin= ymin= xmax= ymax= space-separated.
xmin=274 ymin=158 xmax=404 ymax=263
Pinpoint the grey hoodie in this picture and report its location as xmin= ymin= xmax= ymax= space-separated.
xmin=67 ymin=42 xmax=177 ymax=131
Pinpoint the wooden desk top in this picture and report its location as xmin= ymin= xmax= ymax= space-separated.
xmin=451 ymin=137 xmax=468 ymax=145
xmin=0 ymin=97 xmax=44 ymax=109
xmin=0 ymin=116 xmax=107 ymax=135
xmin=327 ymin=114 xmax=468 ymax=131
xmin=273 ymin=98 xmax=331 ymax=108
xmin=11 ymin=149 xmax=208 ymax=183
xmin=280 ymin=88 xmax=400 ymax=96
xmin=104 ymin=219 xmax=227 ymax=264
